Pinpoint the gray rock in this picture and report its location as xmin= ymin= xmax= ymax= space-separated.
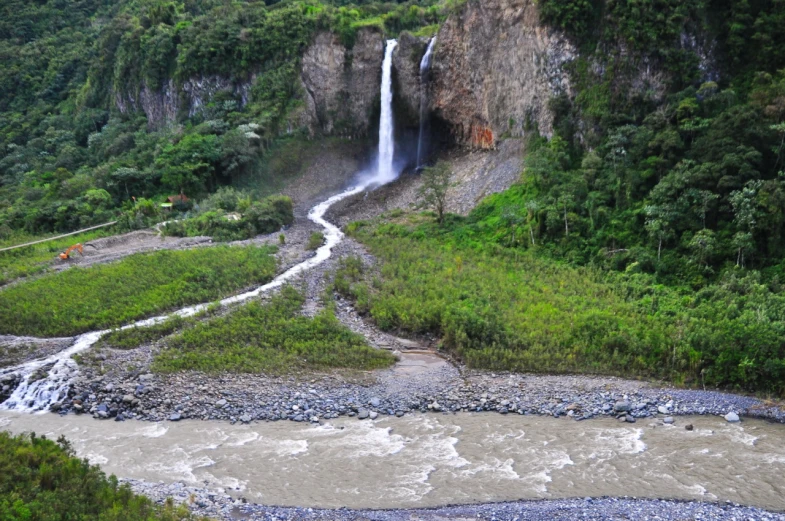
xmin=369 ymin=411 xmax=378 ymax=420
xmin=169 ymin=413 xmax=182 ymax=422
xmin=239 ymin=414 xmax=252 ymax=423
xmin=357 ymin=409 xmax=370 ymax=420
xmin=369 ymin=397 xmax=381 ymax=408
xmin=625 ymin=415 xmax=636 ymax=423
xmin=216 ymin=399 xmax=227 ymax=407
xmin=614 ymin=400 xmax=632 ymax=413
xmin=658 ymin=405 xmax=670 ymax=415
xmin=122 ymin=394 xmax=135 ymax=404
xmin=725 ymin=412 xmax=741 ymax=423
xmin=663 ymin=417 xmax=675 ymax=424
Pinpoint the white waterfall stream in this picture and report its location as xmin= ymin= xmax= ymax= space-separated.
xmin=0 ymin=39 xmax=402 ymax=413
xmin=416 ymin=37 xmax=436 ymax=169
xmin=375 ymin=39 xmax=399 ymax=185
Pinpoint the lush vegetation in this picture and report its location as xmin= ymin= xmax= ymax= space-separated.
xmin=345 ymin=214 xmax=785 ymax=395
xmin=0 ymin=0 xmax=457 ymax=238
xmin=97 ymin=314 xmax=196 ymax=351
xmin=0 ymin=245 xmax=277 ymax=337
xmin=0 ymin=431 xmax=207 ymax=521
xmin=161 ymin=191 xmax=294 ymax=241
xmin=526 ymin=0 xmax=785 ymax=284
xmin=152 ymin=285 xmax=395 ymax=373
xmin=306 ymin=231 xmax=325 ymax=250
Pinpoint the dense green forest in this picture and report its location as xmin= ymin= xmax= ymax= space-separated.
xmin=531 ymin=0 xmax=785 ymax=282
xmin=0 ymin=0 xmax=452 ymax=237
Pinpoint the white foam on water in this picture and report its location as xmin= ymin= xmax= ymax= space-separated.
xmin=459 ymin=457 xmax=521 ymax=480
xmin=140 ymin=423 xmax=169 ymax=438
xmin=225 ymin=431 xmax=260 ymax=447
xmin=589 ymin=427 xmax=646 ymax=459
xmin=725 ymin=425 xmax=758 ymax=447
xmin=147 ymin=449 xmax=216 ymax=483
xmin=333 ymin=423 xmax=406 ymax=458
xmin=85 ymin=452 xmax=109 ymax=465
xmin=267 ymin=438 xmax=309 ymax=457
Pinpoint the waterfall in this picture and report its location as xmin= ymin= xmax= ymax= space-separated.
xmin=375 ymin=39 xmax=398 ymax=185
xmin=416 ymin=37 xmax=437 ymax=170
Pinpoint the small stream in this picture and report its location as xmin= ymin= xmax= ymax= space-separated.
xmin=2 ymin=411 xmax=784 ymax=510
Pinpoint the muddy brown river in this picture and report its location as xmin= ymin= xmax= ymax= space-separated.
xmin=2 ymin=412 xmax=784 ymax=510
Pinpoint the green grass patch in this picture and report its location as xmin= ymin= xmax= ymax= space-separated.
xmin=0 ymin=245 xmax=277 ymax=337
xmin=0 ymin=431 xmax=207 ymax=521
xmin=97 ymin=315 xmax=194 ymax=351
xmin=0 ymin=229 xmax=114 ymax=286
xmin=152 ymin=286 xmax=395 ymax=374
xmin=306 ymin=231 xmax=325 ymax=250
xmin=347 ymin=215 xmax=785 ymax=396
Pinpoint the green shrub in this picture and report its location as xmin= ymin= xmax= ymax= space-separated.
xmin=306 ymin=231 xmax=325 ymax=250
xmin=0 ymin=432 xmax=207 ymax=521
xmin=161 ymin=194 xmax=294 ymax=242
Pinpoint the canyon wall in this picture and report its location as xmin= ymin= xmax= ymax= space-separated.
xmin=115 ymin=0 xmax=577 ymax=150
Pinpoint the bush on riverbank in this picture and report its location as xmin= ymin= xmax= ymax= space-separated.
xmin=345 ymin=215 xmax=785 ymax=396
xmin=0 ymin=431 xmax=207 ymax=521
xmin=153 ymin=286 xmax=395 ymax=374
xmin=0 ymin=246 xmax=277 ymax=337
xmin=160 ymin=194 xmax=294 ymax=242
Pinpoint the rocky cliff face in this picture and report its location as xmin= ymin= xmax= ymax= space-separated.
xmin=115 ymin=76 xmax=257 ymax=130
xmin=430 ymin=0 xmax=574 ymax=149
xmin=117 ymin=28 xmax=386 ymax=136
xmin=299 ymin=28 xmax=384 ymax=138
xmin=115 ymin=0 xmax=577 ymax=148
xmin=391 ymin=32 xmax=428 ymax=129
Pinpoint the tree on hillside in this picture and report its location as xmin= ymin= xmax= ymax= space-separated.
xmin=418 ymin=161 xmax=451 ymax=224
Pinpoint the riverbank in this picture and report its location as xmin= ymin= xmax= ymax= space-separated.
xmin=4 ymin=231 xmax=782 ymax=425
xmin=126 ymin=484 xmax=785 ymax=521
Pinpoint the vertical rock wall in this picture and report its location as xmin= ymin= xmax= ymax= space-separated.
xmin=430 ymin=0 xmax=574 ymax=149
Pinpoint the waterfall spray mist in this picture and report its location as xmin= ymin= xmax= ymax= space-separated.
xmin=416 ymin=37 xmax=436 ymax=169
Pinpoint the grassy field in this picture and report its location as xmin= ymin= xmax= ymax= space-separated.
xmin=0 ymin=229 xmax=115 ymax=286
xmin=0 ymin=245 xmax=277 ymax=337
xmin=344 ymin=214 xmax=785 ymax=396
xmin=153 ymin=286 xmax=395 ymax=374
xmin=0 ymin=431 xmax=207 ymax=521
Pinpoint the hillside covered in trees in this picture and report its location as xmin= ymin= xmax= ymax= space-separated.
xmin=0 ymin=0 xmax=452 ymax=236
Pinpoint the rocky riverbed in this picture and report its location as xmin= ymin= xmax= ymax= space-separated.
xmin=124 ymin=478 xmax=785 ymax=521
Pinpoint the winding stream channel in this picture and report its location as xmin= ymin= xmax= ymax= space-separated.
xmin=0 ymin=183 xmax=366 ymax=412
